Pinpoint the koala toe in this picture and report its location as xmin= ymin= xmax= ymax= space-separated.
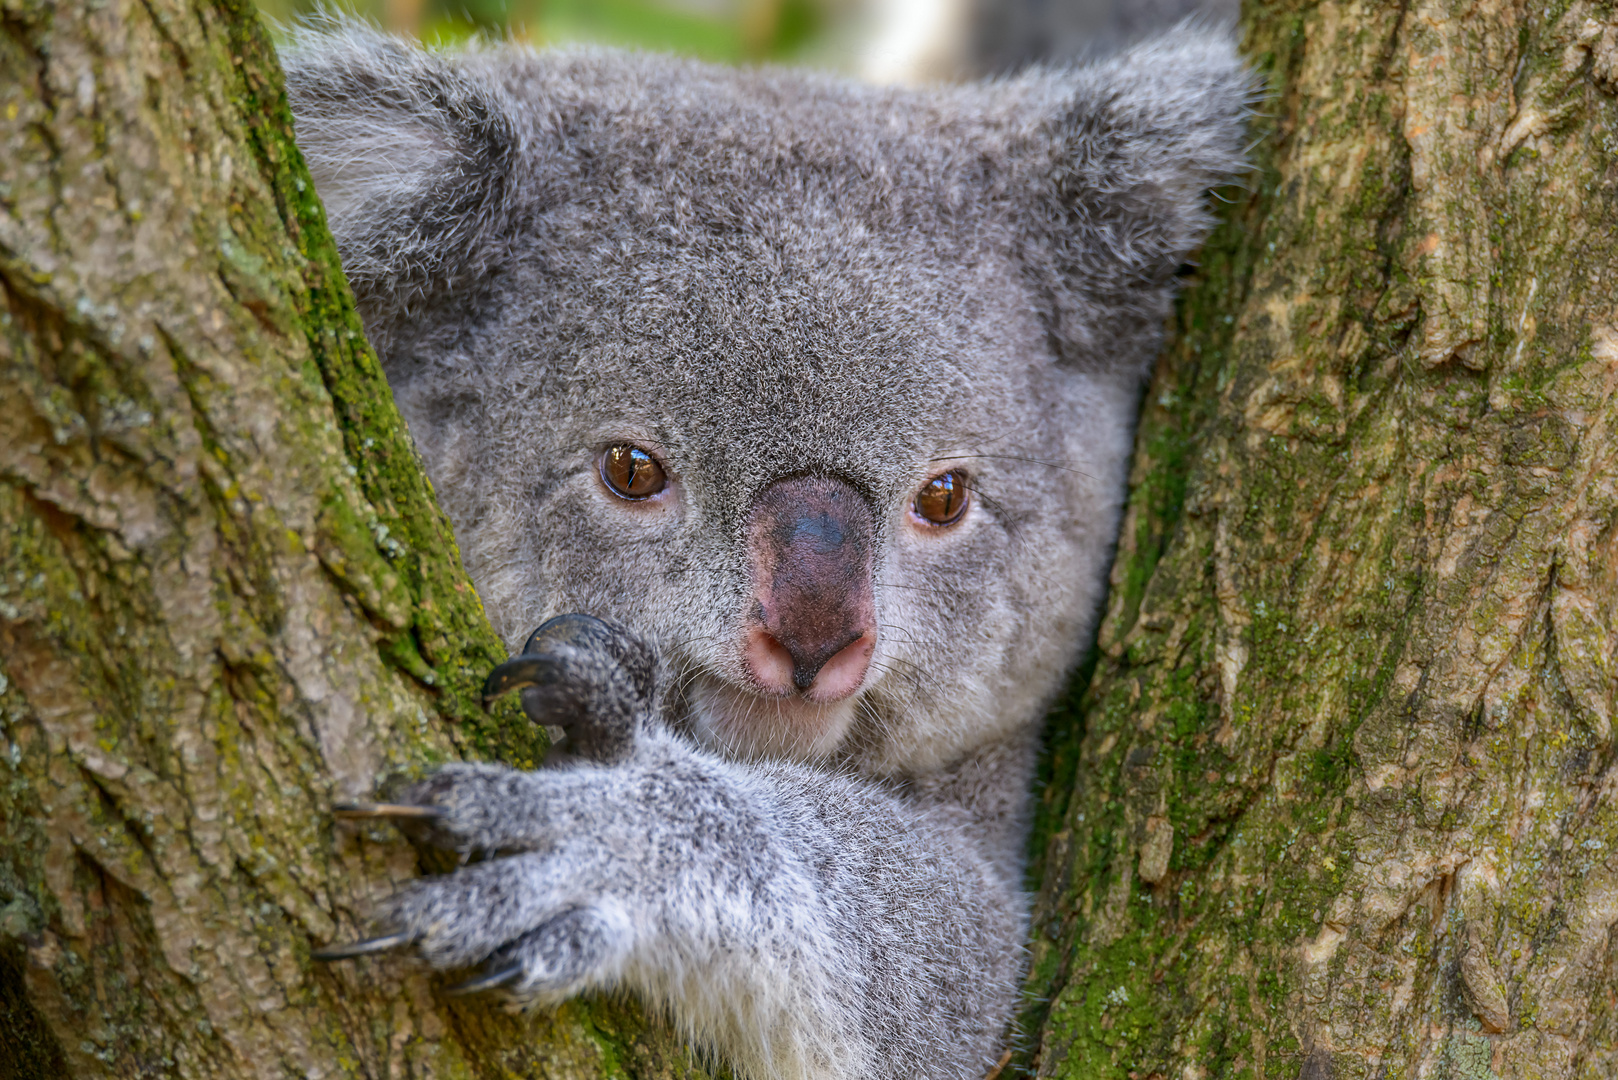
xmin=497 ymin=904 xmax=631 ymax=1004
xmin=387 ymin=762 xmax=576 ymax=853
xmin=378 ymin=854 xmax=634 ymax=1005
xmin=383 ymin=853 xmax=566 ymax=969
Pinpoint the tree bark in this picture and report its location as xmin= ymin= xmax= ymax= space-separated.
xmin=1023 ymin=2 xmax=1618 ymax=1077
xmin=0 ymin=1 xmax=701 ymax=1076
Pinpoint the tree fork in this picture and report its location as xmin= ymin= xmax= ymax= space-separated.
xmin=0 ymin=0 xmax=702 ymax=1075
xmin=1024 ymin=2 xmax=1618 ymax=1077
xmin=6 ymin=0 xmax=1618 ymax=1078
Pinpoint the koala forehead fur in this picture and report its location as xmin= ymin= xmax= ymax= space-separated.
xmin=285 ymin=25 xmax=1249 ymax=777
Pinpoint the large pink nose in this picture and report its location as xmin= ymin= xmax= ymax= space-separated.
xmin=741 ymin=476 xmax=877 ymax=702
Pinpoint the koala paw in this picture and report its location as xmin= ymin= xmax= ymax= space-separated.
xmin=389 ymin=855 xmax=633 ymax=1002
xmin=483 ymin=613 xmax=658 ymax=764
xmin=316 ymin=615 xmax=668 ymax=999
xmin=317 ymin=760 xmax=645 ymax=1000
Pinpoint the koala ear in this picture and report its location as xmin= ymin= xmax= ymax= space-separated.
xmin=280 ymin=21 xmax=524 ymax=317
xmin=1011 ymin=24 xmax=1256 ymax=373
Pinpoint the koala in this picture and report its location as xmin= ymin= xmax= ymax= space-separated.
xmin=284 ymin=20 xmax=1250 ymax=1080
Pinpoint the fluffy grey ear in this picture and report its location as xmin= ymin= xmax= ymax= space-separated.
xmin=280 ymin=21 xmax=524 ymax=317
xmin=1014 ymin=24 xmax=1256 ymax=372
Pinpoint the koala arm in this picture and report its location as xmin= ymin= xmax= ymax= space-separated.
xmin=358 ymin=733 xmax=1026 ymax=1080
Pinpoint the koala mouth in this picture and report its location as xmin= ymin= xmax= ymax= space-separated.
xmin=683 ymin=674 xmax=865 ymax=762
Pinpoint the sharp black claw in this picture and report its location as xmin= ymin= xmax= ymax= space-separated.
xmin=332 ymin=801 xmax=445 ymax=821
xmin=312 ymin=931 xmax=418 ymax=961
xmin=481 ymin=655 xmax=559 ymax=707
xmin=446 ymin=963 xmax=524 ymax=995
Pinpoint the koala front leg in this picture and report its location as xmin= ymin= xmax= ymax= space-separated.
xmin=319 ymin=619 xmax=1025 ymax=1080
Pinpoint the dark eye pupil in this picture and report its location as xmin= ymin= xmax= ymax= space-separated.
xmin=602 ymin=445 xmax=666 ymax=499
xmin=916 ymin=471 xmax=967 ymax=525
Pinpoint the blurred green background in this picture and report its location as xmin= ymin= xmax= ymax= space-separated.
xmin=253 ymin=2 xmax=1229 ymax=95
xmin=255 ymin=0 xmax=861 ymax=68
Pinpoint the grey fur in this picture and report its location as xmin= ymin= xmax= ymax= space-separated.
xmin=285 ymin=20 xmax=1250 ymax=1079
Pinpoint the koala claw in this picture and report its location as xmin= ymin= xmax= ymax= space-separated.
xmin=311 ymin=930 xmax=419 ymax=961
xmin=446 ymin=964 xmax=524 ymax=996
xmin=332 ymin=801 xmax=445 ymax=821
xmin=480 ymin=654 xmax=564 ymax=708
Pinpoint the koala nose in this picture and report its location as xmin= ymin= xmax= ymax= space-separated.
xmin=741 ymin=475 xmax=877 ymax=702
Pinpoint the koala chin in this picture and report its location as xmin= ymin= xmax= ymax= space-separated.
xmin=287 ymin=20 xmax=1252 ymax=1080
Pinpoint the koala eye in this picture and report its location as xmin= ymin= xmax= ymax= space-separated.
xmin=600 ymin=444 xmax=667 ymax=500
xmin=913 ymin=471 xmax=969 ymax=527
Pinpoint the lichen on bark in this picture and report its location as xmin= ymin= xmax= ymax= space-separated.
xmin=1023 ymin=2 xmax=1618 ymax=1077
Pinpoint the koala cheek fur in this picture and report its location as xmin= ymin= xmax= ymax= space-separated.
xmin=286 ymin=18 xmax=1254 ymax=1079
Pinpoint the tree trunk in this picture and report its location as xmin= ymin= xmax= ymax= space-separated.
xmin=0 ymin=1 xmax=701 ymax=1076
xmin=1023 ymin=1 xmax=1618 ymax=1077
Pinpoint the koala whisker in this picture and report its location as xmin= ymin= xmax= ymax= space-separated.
xmin=852 ymin=695 xmax=891 ymax=742
xmin=866 ymin=660 xmax=929 ymax=708
xmin=961 ymin=483 xmax=1017 ymax=531
xmin=869 ymin=655 xmax=930 ymax=688
xmin=928 ymin=453 xmax=1098 ymax=480
xmin=880 ymin=634 xmax=951 ymax=660
xmin=671 ymin=671 xmax=712 ymax=710
xmin=872 ymin=581 xmax=937 ymax=593
xmin=874 ymin=623 xmax=947 ymax=646
xmin=932 ymin=427 xmax=1026 ymax=457
xmin=874 ymin=650 xmax=933 ymax=685
xmin=663 ymin=661 xmax=704 ymax=690
xmin=658 ymin=633 xmax=734 ymax=654
xmin=661 ymin=664 xmax=713 ymax=717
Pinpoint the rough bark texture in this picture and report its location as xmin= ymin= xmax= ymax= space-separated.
xmin=0 ymin=1 xmax=705 ymax=1076
xmin=1024 ymin=1 xmax=1618 ymax=1077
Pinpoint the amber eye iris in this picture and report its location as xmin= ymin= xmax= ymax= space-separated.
xmin=600 ymin=445 xmax=667 ymax=500
xmin=913 ymin=471 xmax=969 ymax=526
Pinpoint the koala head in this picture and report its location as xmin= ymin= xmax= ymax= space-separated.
xmin=282 ymin=23 xmax=1251 ymax=775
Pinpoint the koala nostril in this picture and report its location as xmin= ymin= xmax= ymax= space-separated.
xmin=742 ymin=628 xmax=797 ymax=695
xmin=741 ymin=625 xmax=876 ymax=702
xmin=784 ymin=629 xmax=862 ymax=691
xmin=803 ymin=631 xmax=876 ymax=703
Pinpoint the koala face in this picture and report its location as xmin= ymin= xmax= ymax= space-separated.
xmin=405 ymin=218 xmax=1137 ymax=773
xmin=284 ymin=27 xmax=1250 ymax=775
